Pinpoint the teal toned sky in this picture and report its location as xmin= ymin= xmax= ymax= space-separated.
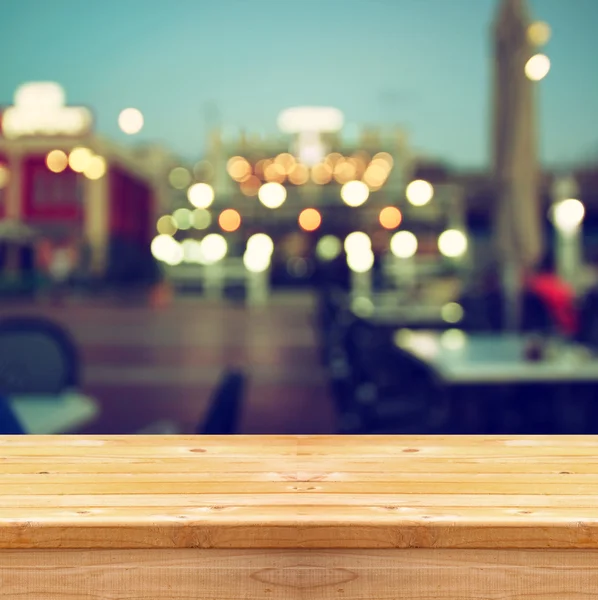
xmin=1 ymin=0 xmax=597 ymax=168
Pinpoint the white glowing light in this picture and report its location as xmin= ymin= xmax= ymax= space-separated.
xmin=201 ymin=234 xmax=228 ymax=264
xmin=181 ymin=239 xmax=204 ymax=264
xmin=347 ymin=250 xmax=374 ymax=273
xmin=552 ymin=199 xmax=585 ymax=233
xmin=118 ymin=108 xmax=144 ymax=134
xmin=243 ymin=251 xmax=271 ymax=273
xmin=247 ymin=233 xmax=274 ymax=256
xmin=1 ymin=82 xmax=92 ymax=139
xmin=83 ymin=155 xmax=107 ymax=180
xmin=341 ymin=180 xmax=370 ymax=207
xmin=438 ymin=229 xmax=468 ymax=258
xmin=525 ymin=54 xmax=551 ymax=81
xmin=187 ymin=183 xmax=215 ymax=208
xmin=69 ymin=147 xmax=93 ymax=173
xmin=258 ymin=182 xmax=287 ymax=209
xmin=406 ymin=180 xmax=434 ymax=206
xmin=390 ymin=231 xmax=418 ymax=258
xmin=277 ymin=107 xmax=344 ymax=133
xmin=151 ymin=234 xmax=183 ymax=265
xmin=344 ymin=232 xmax=371 ymax=255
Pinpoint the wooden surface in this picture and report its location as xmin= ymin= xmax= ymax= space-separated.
xmin=2 ymin=435 xmax=598 ymax=549
xmin=1 ymin=548 xmax=597 ymax=599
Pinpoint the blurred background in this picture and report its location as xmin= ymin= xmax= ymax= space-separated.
xmin=1 ymin=0 xmax=597 ymax=435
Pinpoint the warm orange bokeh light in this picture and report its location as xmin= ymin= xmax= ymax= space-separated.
xmin=219 ymin=209 xmax=242 ymax=232
xmin=379 ymin=206 xmax=402 ymax=230
xmin=227 ymin=156 xmax=252 ymax=182
xmin=288 ymin=163 xmax=309 ymax=185
xmin=311 ymin=162 xmax=333 ymax=185
xmin=298 ymin=208 xmax=322 ymax=232
xmin=274 ymin=152 xmax=296 ymax=173
xmin=333 ymin=160 xmax=356 ymax=184
xmin=264 ymin=162 xmax=286 ymax=183
xmin=46 ymin=150 xmax=68 ymax=173
xmin=240 ymin=175 xmax=261 ymax=197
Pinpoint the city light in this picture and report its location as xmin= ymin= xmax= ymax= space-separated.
xmin=187 ymin=182 xmax=215 ymax=208
xmin=258 ymin=182 xmax=287 ymax=209
xmin=151 ymin=234 xmax=183 ymax=265
xmin=218 ymin=208 xmax=241 ymax=232
xmin=311 ymin=162 xmax=333 ymax=185
xmin=274 ymin=153 xmax=296 ymax=173
xmin=247 ymin=233 xmax=274 ymax=256
xmin=390 ymin=231 xmax=418 ymax=258
xmin=68 ymin=147 xmax=93 ymax=173
xmin=438 ymin=229 xmax=468 ymax=258
xmin=552 ymin=199 xmax=585 ymax=233
xmin=243 ymin=250 xmax=271 ymax=273
xmin=201 ymin=234 xmax=228 ymax=264
xmin=341 ymin=180 xmax=369 ymax=207
xmin=277 ymin=106 xmax=344 ymax=134
xmin=344 ymin=231 xmax=371 ymax=255
xmin=240 ymin=175 xmax=261 ymax=196
xmin=440 ymin=328 xmax=467 ymax=350
xmin=347 ymin=249 xmax=375 ymax=273
xmin=2 ymin=82 xmax=92 ymax=139
xmin=0 ymin=165 xmax=9 ymax=189
xmin=192 ymin=208 xmax=211 ymax=230
xmin=83 ymin=155 xmax=106 ymax=180
xmin=298 ymin=208 xmax=322 ymax=232
xmin=264 ymin=162 xmax=286 ymax=183
xmin=372 ymin=152 xmax=394 ymax=169
xmin=173 ymin=208 xmax=193 ymax=230
xmin=46 ymin=150 xmax=68 ymax=173
xmin=334 ymin=160 xmax=357 ymax=184
xmin=118 ymin=108 xmax=144 ymax=135
xmin=156 ymin=215 xmax=178 ymax=236
xmin=406 ymin=180 xmax=434 ymax=206
xmin=169 ymin=167 xmax=192 ymax=190
xmin=181 ymin=239 xmax=204 ymax=264
xmin=363 ymin=163 xmax=389 ymax=189
xmin=288 ymin=163 xmax=309 ymax=185
xmin=441 ymin=302 xmax=464 ymax=324
xmin=316 ymin=235 xmax=342 ymax=261
xmin=527 ymin=21 xmax=551 ymax=47
xmin=227 ymin=156 xmax=252 ymax=182
xmin=379 ymin=206 xmax=402 ymax=230
xmin=525 ymin=54 xmax=551 ymax=81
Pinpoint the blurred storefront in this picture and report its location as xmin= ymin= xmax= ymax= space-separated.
xmin=0 ymin=82 xmax=171 ymax=290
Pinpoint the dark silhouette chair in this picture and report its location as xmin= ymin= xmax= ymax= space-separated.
xmin=196 ymin=369 xmax=246 ymax=435
xmin=0 ymin=317 xmax=81 ymax=434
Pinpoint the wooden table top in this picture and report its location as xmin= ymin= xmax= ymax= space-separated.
xmin=1 ymin=435 xmax=598 ymax=549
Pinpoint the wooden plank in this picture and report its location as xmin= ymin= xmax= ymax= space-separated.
xmin=0 ymin=548 xmax=596 ymax=599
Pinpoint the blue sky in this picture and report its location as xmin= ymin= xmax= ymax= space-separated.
xmin=1 ymin=0 xmax=597 ymax=168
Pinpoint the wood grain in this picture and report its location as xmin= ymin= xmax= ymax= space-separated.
xmin=0 ymin=435 xmax=598 ymax=549
xmin=1 ymin=548 xmax=596 ymax=599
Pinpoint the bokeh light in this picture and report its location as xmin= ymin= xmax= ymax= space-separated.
xmin=151 ymin=234 xmax=183 ymax=265
xmin=118 ymin=108 xmax=144 ymax=135
xmin=173 ymin=208 xmax=193 ymax=230
xmin=0 ymin=165 xmax=9 ymax=189
xmin=363 ymin=163 xmax=389 ymax=189
xmin=68 ymin=147 xmax=93 ymax=173
xmin=316 ymin=235 xmax=342 ymax=261
xmin=243 ymin=251 xmax=271 ymax=273
xmin=188 ymin=182 xmax=215 ymax=208
xmin=438 ymin=229 xmax=468 ymax=258
xmin=440 ymin=328 xmax=467 ymax=350
xmin=264 ymin=162 xmax=286 ymax=183
xmin=527 ymin=21 xmax=551 ymax=46
xmin=441 ymin=302 xmax=464 ymax=324
xmin=552 ymin=198 xmax=585 ymax=233
xmin=46 ymin=150 xmax=68 ymax=173
xmin=227 ymin=156 xmax=252 ymax=182
xmin=390 ymin=231 xmax=418 ymax=258
xmin=334 ymin=160 xmax=357 ymax=184
xmin=341 ymin=180 xmax=370 ymax=207
xmin=406 ymin=180 xmax=434 ymax=206
xmin=347 ymin=249 xmax=374 ymax=273
xmin=372 ymin=152 xmax=394 ymax=169
xmin=379 ymin=206 xmax=402 ymax=229
xmin=83 ymin=155 xmax=106 ymax=180
xmin=218 ymin=208 xmax=241 ymax=232
xmin=298 ymin=208 xmax=322 ymax=232
xmin=181 ymin=239 xmax=204 ymax=264
xmin=344 ymin=231 xmax=371 ymax=255
xmin=169 ymin=167 xmax=192 ymax=189
xmin=247 ymin=233 xmax=274 ymax=256
xmin=525 ymin=54 xmax=551 ymax=81
xmin=311 ymin=162 xmax=333 ymax=185
xmin=240 ymin=175 xmax=261 ymax=196
xmin=201 ymin=234 xmax=228 ymax=264
xmin=156 ymin=215 xmax=178 ymax=236
xmin=258 ymin=182 xmax=287 ymax=209
xmin=288 ymin=163 xmax=310 ymax=185
xmin=274 ymin=153 xmax=296 ymax=173
xmin=192 ymin=208 xmax=211 ymax=230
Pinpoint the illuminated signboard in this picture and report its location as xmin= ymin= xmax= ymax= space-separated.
xmin=1 ymin=82 xmax=92 ymax=139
